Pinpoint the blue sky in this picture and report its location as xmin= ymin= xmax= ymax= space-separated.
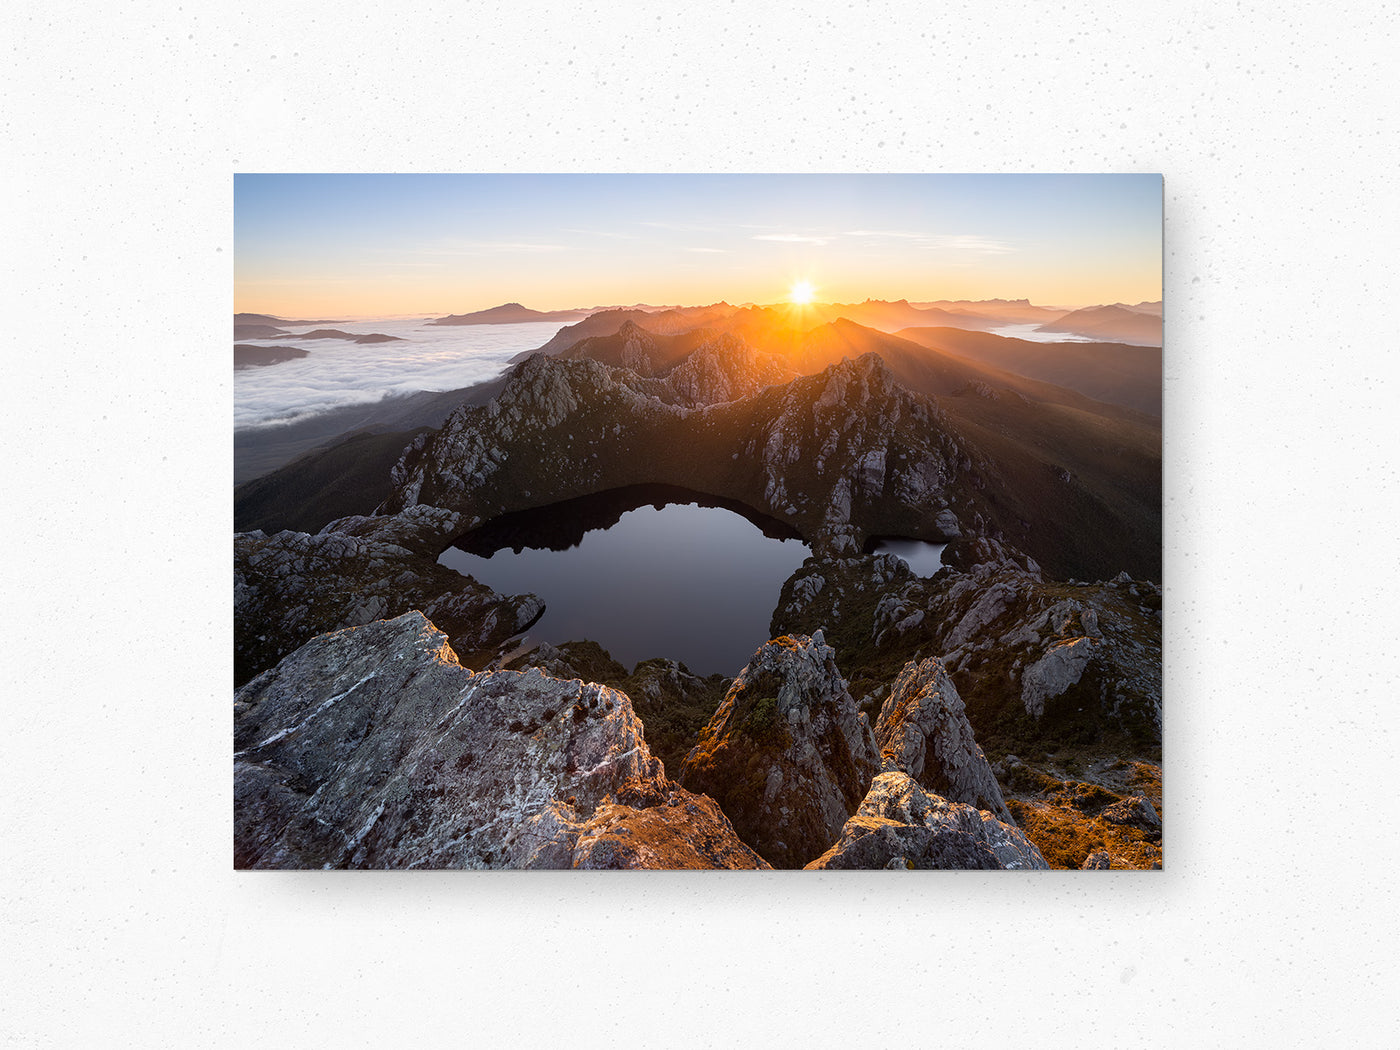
xmin=235 ymin=174 xmax=1161 ymax=316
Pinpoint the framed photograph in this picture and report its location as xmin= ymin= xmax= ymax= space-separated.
xmin=233 ymin=174 xmax=1162 ymax=870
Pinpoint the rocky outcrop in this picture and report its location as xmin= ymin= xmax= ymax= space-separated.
xmin=234 ymin=505 xmax=542 ymax=686
xmin=805 ymin=772 xmax=1048 ymax=870
xmin=872 ymin=658 xmax=1012 ymax=822
xmin=663 ymin=332 xmax=797 ymax=406
xmin=1100 ymin=794 xmax=1161 ymax=831
xmin=1020 ymin=637 xmax=1097 ymax=719
xmin=234 ymin=612 xmax=768 ymax=869
xmin=504 ymin=642 xmax=731 ymax=778
xmin=773 ymin=537 xmax=1162 ymax=743
xmin=678 ymin=633 xmax=879 ymax=868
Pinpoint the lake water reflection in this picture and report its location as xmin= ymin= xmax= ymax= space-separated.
xmin=437 ymin=486 xmax=811 ymax=675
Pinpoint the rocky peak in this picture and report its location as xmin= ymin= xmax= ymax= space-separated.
xmin=667 ymin=332 xmax=798 ymax=406
xmin=678 ymin=634 xmax=879 ymax=867
xmin=873 ymin=658 xmax=1013 ymax=822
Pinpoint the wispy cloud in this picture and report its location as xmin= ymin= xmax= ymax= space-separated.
xmin=753 ymin=233 xmax=830 ymax=245
xmin=683 ymin=247 xmax=727 ymax=253
xmin=844 ymin=229 xmax=924 ymax=239
xmin=843 ymin=229 xmax=1017 ymax=254
xmin=561 ymin=228 xmax=638 ymax=241
xmin=384 ymin=241 xmax=568 ymax=257
xmin=928 ymin=234 xmax=1017 ymax=255
xmin=637 ymin=220 xmax=719 ymax=233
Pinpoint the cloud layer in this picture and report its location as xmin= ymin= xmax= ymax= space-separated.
xmin=234 ymin=319 xmax=561 ymax=429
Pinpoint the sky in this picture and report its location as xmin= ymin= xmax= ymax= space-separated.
xmin=235 ymin=174 xmax=1162 ymax=317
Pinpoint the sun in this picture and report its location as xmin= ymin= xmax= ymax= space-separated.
xmin=788 ymin=280 xmax=816 ymax=305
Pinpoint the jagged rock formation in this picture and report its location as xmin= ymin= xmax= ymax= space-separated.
xmin=505 ymin=642 xmax=731 ymax=777
xmin=678 ymin=633 xmax=879 ymax=868
xmin=234 ymin=506 xmax=541 ymax=686
xmin=554 ymin=322 xmax=799 ymax=407
xmin=386 ymin=350 xmax=971 ymax=559
xmin=873 ymin=658 xmax=1012 ymax=822
xmin=773 ymin=536 xmax=1161 ymax=745
xmin=805 ymin=772 xmax=1048 ymax=870
xmin=234 ymin=612 xmax=768 ymax=869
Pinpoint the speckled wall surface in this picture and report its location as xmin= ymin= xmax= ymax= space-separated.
xmin=6 ymin=0 xmax=1398 ymax=1044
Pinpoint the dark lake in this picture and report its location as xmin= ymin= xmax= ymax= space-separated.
xmin=437 ymin=485 xmax=811 ymax=675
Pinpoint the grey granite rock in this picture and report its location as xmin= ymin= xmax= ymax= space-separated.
xmin=873 ymin=658 xmax=1012 ymax=822
xmin=234 ymin=518 xmax=541 ymax=686
xmin=234 ymin=611 xmax=767 ymax=869
xmin=806 ymin=772 xmax=1048 ymax=870
xmin=678 ymin=633 xmax=879 ymax=868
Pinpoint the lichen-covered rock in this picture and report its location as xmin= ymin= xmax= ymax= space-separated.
xmin=1100 ymin=794 xmax=1161 ymax=831
xmin=234 ymin=520 xmax=542 ymax=686
xmin=873 ymin=658 xmax=1012 ymax=822
xmin=234 ymin=611 xmax=766 ymax=869
xmin=805 ymin=772 xmax=1049 ymax=870
xmin=678 ymin=633 xmax=879 ymax=868
xmin=570 ymin=787 xmax=770 ymax=870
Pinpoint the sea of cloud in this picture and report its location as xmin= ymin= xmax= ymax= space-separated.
xmin=233 ymin=319 xmax=565 ymax=429
xmin=986 ymin=323 xmax=1096 ymax=343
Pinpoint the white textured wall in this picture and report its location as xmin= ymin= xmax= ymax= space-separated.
xmin=4 ymin=1 xmax=1397 ymax=1045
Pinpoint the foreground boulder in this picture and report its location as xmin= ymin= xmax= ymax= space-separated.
xmin=873 ymin=657 xmax=1013 ymax=823
xmin=806 ymin=772 xmax=1049 ymax=870
xmin=678 ymin=633 xmax=879 ymax=868
xmin=234 ymin=611 xmax=767 ymax=869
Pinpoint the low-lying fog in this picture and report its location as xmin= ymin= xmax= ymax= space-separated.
xmin=987 ymin=323 xmax=1096 ymax=343
xmin=233 ymin=319 xmax=561 ymax=429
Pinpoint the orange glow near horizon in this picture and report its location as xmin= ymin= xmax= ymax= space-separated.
xmin=236 ymin=176 xmax=1163 ymax=318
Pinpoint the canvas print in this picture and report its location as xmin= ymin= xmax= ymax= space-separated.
xmin=233 ymin=174 xmax=1163 ymax=870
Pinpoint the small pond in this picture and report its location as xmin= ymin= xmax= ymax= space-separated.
xmin=866 ymin=537 xmax=948 ymax=577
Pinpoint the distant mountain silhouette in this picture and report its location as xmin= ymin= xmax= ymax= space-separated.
xmin=429 ymin=303 xmax=593 ymax=326
xmin=235 ymin=313 xmax=340 ymax=326
xmin=234 ymin=344 xmax=310 ymax=370
xmin=1036 ymin=305 xmax=1161 ymax=346
xmin=292 ymin=329 xmax=406 ymax=344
